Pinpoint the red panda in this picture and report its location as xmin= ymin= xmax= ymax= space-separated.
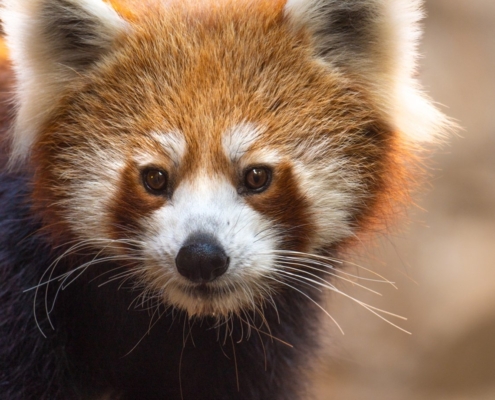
xmin=0 ymin=0 xmax=451 ymax=399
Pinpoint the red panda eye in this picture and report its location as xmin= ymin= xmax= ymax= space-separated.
xmin=244 ymin=167 xmax=271 ymax=192
xmin=142 ymin=168 xmax=168 ymax=193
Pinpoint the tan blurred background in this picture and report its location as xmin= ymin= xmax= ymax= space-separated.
xmin=313 ymin=1 xmax=495 ymax=399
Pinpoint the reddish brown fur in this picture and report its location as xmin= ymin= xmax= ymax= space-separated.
xmin=245 ymin=161 xmax=314 ymax=251
xmin=28 ymin=0 xmax=415 ymax=255
xmin=110 ymin=161 xmax=168 ymax=240
xmin=0 ymin=3 xmax=444 ymax=399
xmin=0 ymin=39 xmax=13 ymax=170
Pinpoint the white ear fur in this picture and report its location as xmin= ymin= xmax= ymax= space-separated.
xmin=284 ymin=0 xmax=453 ymax=145
xmin=2 ymin=0 xmax=127 ymax=165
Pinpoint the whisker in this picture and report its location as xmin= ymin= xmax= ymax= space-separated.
xmin=28 ymin=237 xmax=147 ymax=336
xmin=267 ymin=249 xmax=397 ymax=288
xmin=274 ymin=267 xmax=409 ymax=333
xmin=252 ymin=281 xmax=280 ymax=325
xmin=230 ymin=335 xmax=240 ymax=392
xmin=265 ymin=275 xmax=345 ymax=335
xmin=122 ymin=301 xmax=165 ymax=358
xmin=273 ymin=254 xmax=395 ymax=285
xmin=236 ymin=314 xmax=293 ymax=348
xmin=276 ymin=261 xmax=383 ymax=296
xmin=89 ymin=265 xmax=131 ymax=283
xmin=97 ymin=268 xmax=140 ymax=287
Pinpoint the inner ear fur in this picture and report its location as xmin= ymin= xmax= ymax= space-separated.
xmin=38 ymin=0 xmax=127 ymax=69
xmin=2 ymin=0 xmax=127 ymax=165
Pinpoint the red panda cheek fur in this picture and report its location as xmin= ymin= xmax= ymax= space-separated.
xmin=109 ymin=161 xmax=168 ymax=241
xmin=244 ymin=161 xmax=315 ymax=252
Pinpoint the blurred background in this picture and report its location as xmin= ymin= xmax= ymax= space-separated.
xmin=313 ymin=1 xmax=495 ymax=399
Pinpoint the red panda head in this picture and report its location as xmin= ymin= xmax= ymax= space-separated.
xmin=2 ymin=0 xmax=451 ymax=317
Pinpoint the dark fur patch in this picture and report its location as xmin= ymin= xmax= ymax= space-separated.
xmin=109 ymin=161 xmax=167 ymax=240
xmin=245 ymin=161 xmax=315 ymax=251
xmin=41 ymin=0 xmax=117 ymax=69
xmin=313 ymin=1 xmax=380 ymax=63
xmin=0 ymin=173 xmax=80 ymax=399
xmin=0 ymin=172 xmax=324 ymax=399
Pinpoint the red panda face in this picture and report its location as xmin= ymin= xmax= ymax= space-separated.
xmin=27 ymin=1 xmax=406 ymax=317
xmin=0 ymin=0 xmax=447 ymax=318
xmin=107 ymin=123 xmax=321 ymax=316
xmin=31 ymin=4 xmax=396 ymax=318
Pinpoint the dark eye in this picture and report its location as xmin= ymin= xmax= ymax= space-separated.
xmin=244 ymin=167 xmax=271 ymax=193
xmin=142 ymin=168 xmax=168 ymax=194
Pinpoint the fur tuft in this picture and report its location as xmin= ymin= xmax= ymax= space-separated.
xmin=284 ymin=0 xmax=454 ymax=145
xmin=1 ymin=0 xmax=127 ymax=165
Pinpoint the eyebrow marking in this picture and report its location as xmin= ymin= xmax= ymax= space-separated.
xmin=222 ymin=122 xmax=263 ymax=163
xmin=152 ymin=131 xmax=187 ymax=166
xmin=222 ymin=123 xmax=283 ymax=168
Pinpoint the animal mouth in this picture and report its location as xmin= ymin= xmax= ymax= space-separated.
xmin=183 ymin=282 xmax=231 ymax=299
xmin=164 ymin=281 xmax=244 ymax=318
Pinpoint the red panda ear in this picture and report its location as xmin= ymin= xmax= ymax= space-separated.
xmin=2 ymin=0 xmax=127 ymax=165
xmin=284 ymin=0 xmax=389 ymax=73
xmin=284 ymin=0 xmax=454 ymax=146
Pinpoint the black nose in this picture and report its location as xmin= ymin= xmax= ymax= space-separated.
xmin=175 ymin=234 xmax=230 ymax=283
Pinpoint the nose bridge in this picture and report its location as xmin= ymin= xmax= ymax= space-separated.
xmin=175 ymin=172 xmax=236 ymax=234
xmin=180 ymin=118 xmax=234 ymax=179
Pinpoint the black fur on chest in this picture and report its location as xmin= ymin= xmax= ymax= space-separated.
xmin=0 ymin=172 xmax=323 ymax=400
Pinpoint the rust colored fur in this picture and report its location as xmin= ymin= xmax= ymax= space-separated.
xmin=32 ymin=2 xmax=407 ymax=247
xmin=0 ymin=39 xmax=12 ymax=169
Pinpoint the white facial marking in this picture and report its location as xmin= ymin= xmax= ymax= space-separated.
xmin=151 ymin=131 xmax=187 ymax=166
xmin=133 ymin=131 xmax=187 ymax=167
xmin=142 ymin=173 xmax=280 ymax=316
xmin=222 ymin=123 xmax=282 ymax=168
xmin=292 ymin=158 xmax=356 ymax=249
xmin=66 ymin=146 xmax=125 ymax=241
xmin=222 ymin=122 xmax=263 ymax=163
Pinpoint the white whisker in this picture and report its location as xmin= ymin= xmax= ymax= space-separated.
xmin=275 ymin=260 xmax=383 ymax=296
xmin=265 ymin=275 xmax=345 ymax=335
xmin=28 ymin=237 xmax=148 ymax=336
xmin=266 ymin=249 xmax=397 ymax=288
xmin=274 ymin=266 xmax=409 ymax=333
